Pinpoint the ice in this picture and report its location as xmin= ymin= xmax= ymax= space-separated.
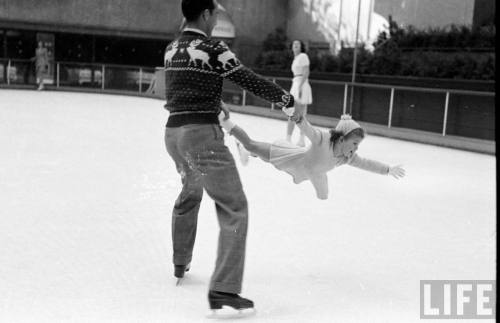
xmin=0 ymin=90 xmax=496 ymax=322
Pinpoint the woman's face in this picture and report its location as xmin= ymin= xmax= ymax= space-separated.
xmin=340 ymin=135 xmax=363 ymax=159
xmin=292 ymin=41 xmax=301 ymax=56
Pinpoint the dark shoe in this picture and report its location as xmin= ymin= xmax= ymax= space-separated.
xmin=174 ymin=263 xmax=190 ymax=278
xmin=208 ymin=290 xmax=254 ymax=310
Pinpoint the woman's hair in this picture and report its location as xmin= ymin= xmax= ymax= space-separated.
xmin=182 ymin=0 xmax=216 ymax=22
xmin=292 ymin=40 xmax=307 ymax=53
xmin=329 ymin=128 xmax=365 ymax=147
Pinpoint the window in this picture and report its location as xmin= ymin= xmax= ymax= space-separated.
xmin=55 ymin=33 xmax=93 ymax=62
xmin=5 ymin=29 xmax=36 ymax=59
xmin=95 ymin=36 xmax=166 ymax=66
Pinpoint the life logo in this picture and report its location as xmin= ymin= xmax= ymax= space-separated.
xmin=420 ymin=280 xmax=496 ymax=319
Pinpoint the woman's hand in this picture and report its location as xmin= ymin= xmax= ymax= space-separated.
xmin=388 ymin=165 xmax=405 ymax=179
xmin=291 ymin=102 xmax=306 ymax=123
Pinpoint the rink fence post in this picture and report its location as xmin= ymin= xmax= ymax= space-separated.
xmin=101 ymin=65 xmax=105 ymax=90
xmin=271 ymin=78 xmax=276 ymax=110
xmin=7 ymin=59 xmax=10 ymax=85
xmin=342 ymin=83 xmax=348 ymax=114
xmin=442 ymin=91 xmax=450 ymax=136
xmin=56 ymin=63 xmax=60 ymax=88
xmin=388 ymin=87 xmax=395 ymax=128
xmin=139 ymin=68 xmax=143 ymax=93
xmin=242 ymin=89 xmax=246 ymax=107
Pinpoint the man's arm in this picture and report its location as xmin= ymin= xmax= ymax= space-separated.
xmin=213 ymin=41 xmax=295 ymax=109
xmin=225 ymin=66 xmax=294 ymax=108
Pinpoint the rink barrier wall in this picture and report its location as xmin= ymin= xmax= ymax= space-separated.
xmin=0 ymin=59 xmax=495 ymax=155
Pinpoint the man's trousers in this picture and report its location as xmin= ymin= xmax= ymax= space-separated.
xmin=165 ymin=123 xmax=248 ymax=294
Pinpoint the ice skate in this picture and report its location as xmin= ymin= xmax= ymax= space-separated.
xmin=218 ymin=111 xmax=235 ymax=132
xmin=297 ymin=135 xmax=306 ymax=147
xmin=282 ymin=106 xmax=295 ymax=116
xmin=174 ymin=263 xmax=190 ymax=286
xmin=235 ymin=140 xmax=250 ymax=166
xmin=206 ymin=290 xmax=256 ymax=319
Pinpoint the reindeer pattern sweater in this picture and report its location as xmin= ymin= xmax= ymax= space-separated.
xmin=164 ymin=29 xmax=294 ymax=127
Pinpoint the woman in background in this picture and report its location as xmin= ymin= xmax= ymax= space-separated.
xmin=286 ymin=40 xmax=313 ymax=146
xmin=33 ymin=41 xmax=49 ymax=91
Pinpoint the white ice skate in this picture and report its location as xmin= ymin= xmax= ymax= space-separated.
xmin=297 ymin=136 xmax=306 ymax=147
xmin=235 ymin=140 xmax=250 ymax=166
xmin=282 ymin=106 xmax=295 ymax=116
xmin=218 ymin=111 xmax=235 ymax=132
xmin=174 ymin=263 xmax=190 ymax=286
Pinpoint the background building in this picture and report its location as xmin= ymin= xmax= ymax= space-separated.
xmin=287 ymin=0 xmax=494 ymax=53
xmin=0 ymin=0 xmax=495 ymax=67
xmin=375 ymin=0 xmax=475 ymax=28
xmin=0 ymin=0 xmax=288 ymax=66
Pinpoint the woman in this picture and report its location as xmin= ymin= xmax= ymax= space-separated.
xmin=33 ymin=41 xmax=49 ymax=90
xmin=287 ymin=40 xmax=313 ymax=146
xmin=219 ymin=111 xmax=405 ymax=200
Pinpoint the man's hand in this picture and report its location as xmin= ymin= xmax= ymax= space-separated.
xmin=219 ymin=101 xmax=230 ymax=120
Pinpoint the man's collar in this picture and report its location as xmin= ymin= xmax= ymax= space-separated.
xmin=183 ymin=27 xmax=208 ymax=37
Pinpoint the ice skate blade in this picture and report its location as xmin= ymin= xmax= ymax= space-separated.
xmin=174 ymin=263 xmax=190 ymax=285
xmin=206 ymin=307 xmax=256 ymax=319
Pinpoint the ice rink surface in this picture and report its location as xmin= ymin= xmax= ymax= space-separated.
xmin=0 ymin=90 xmax=496 ymax=322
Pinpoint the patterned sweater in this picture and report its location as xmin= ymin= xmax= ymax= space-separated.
xmin=164 ymin=29 xmax=294 ymax=127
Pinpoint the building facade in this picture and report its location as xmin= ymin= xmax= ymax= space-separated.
xmin=286 ymin=0 xmax=493 ymax=52
xmin=0 ymin=0 xmax=288 ymax=66
xmin=0 ymin=0 xmax=494 ymax=67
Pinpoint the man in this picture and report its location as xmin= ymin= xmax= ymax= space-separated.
xmin=163 ymin=0 xmax=303 ymax=315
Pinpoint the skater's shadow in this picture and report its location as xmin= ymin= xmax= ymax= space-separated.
xmin=249 ymin=270 xmax=411 ymax=320
xmin=177 ymin=274 xmax=206 ymax=287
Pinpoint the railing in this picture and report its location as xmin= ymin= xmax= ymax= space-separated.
xmin=0 ymin=58 xmax=33 ymax=85
xmin=223 ymin=76 xmax=495 ymax=140
xmin=1 ymin=58 xmax=495 ymax=141
xmin=0 ymin=58 xmax=156 ymax=95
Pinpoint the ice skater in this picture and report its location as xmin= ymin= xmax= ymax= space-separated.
xmin=163 ymin=0 xmax=304 ymax=318
xmin=219 ymin=110 xmax=405 ymax=200
xmin=32 ymin=41 xmax=49 ymax=91
xmin=286 ymin=40 xmax=313 ymax=147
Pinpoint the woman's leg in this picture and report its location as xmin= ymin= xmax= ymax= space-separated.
xmin=297 ymin=105 xmax=308 ymax=146
xmin=230 ymin=126 xmax=272 ymax=162
xmin=286 ymin=118 xmax=295 ymax=142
